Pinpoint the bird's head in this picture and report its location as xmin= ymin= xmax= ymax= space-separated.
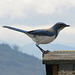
xmin=52 ymin=22 xmax=70 ymax=32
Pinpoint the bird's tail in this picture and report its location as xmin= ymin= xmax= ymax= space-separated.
xmin=3 ymin=26 xmax=27 ymax=33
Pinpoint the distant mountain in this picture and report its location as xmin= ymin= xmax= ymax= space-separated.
xmin=21 ymin=43 xmax=75 ymax=59
xmin=0 ymin=44 xmax=45 ymax=75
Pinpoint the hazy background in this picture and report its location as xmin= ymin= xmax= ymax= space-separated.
xmin=0 ymin=0 xmax=75 ymax=58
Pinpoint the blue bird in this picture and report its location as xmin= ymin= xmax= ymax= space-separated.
xmin=3 ymin=22 xmax=70 ymax=54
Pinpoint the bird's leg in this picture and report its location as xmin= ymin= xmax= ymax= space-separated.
xmin=36 ymin=44 xmax=45 ymax=53
xmin=36 ymin=44 xmax=50 ymax=54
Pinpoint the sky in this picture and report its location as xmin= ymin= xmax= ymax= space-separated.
xmin=0 ymin=0 xmax=75 ymax=49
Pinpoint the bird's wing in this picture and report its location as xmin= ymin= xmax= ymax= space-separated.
xmin=3 ymin=26 xmax=27 ymax=33
xmin=27 ymin=30 xmax=55 ymax=36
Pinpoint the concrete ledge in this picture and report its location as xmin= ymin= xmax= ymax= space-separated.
xmin=43 ymin=51 xmax=75 ymax=64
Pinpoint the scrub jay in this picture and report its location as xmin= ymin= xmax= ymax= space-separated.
xmin=3 ymin=22 xmax=70 ymax=54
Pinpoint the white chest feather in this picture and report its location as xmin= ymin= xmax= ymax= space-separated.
xmin=27 ymin=33 xmax=56 ymax=44
xmin=31 ymin=35 xmax=56 ymax=44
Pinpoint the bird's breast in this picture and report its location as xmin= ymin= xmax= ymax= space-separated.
xmin=32 ymin=35 xmax=56 ymax=44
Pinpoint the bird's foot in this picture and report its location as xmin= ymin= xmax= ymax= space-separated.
xmin=43 ymin=50 xmax=50 ymax=54
xmin=42 ymin=50 xmax=50 ymax=57
xmin=36 ymin=44 xmax=50 ymax=54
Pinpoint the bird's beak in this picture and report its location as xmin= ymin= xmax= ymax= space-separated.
xmin=65 ymin=25 xmax=70 ymax=27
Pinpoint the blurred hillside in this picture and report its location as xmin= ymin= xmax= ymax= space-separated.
xmin=0 ymin=44 xmax=45 ymax=75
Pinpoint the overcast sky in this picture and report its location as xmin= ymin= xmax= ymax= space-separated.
xmin=0 ymin=0 xmax=75 ymax=48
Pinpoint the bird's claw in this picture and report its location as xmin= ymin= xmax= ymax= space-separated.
xmin=43 ymin=50 xmax=50 ymax=54
xmin=42 ymin=50 xmax=50 ymax=57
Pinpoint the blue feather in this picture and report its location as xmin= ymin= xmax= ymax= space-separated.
xmin=3 ymin=26 xmax=27 ymax=33
xmin=28 ymin=30 xmax=55 ymax=36
xmin=3 ymin=26 xmax=55 ymax=36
